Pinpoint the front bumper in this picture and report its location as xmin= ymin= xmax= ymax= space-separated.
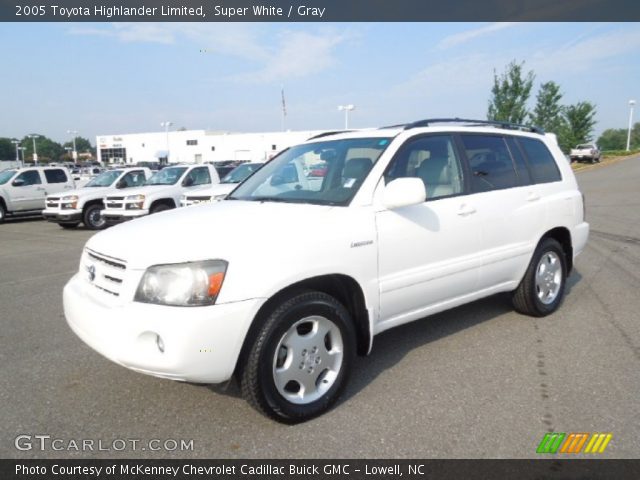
xmin=101 ymin=209 xmax=149 ymax=225
xmin=63 ymin=273 xmax=264 ymax=383
xmin=42 ymin=208 xmax=82 ymax=223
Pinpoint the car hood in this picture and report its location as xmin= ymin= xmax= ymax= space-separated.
xmin=57 ymin=186 xmax=113 ymax=198
xmin=86 ymin=200 xmax=336 ymax=269
xmin=185 ymin=183 xmax=237 ymax=197
xmin=107 ymin=185 xmax=176 ymax=197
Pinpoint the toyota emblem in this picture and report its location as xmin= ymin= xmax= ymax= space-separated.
xmin=87 ymin=265 xmax=96 ymax=282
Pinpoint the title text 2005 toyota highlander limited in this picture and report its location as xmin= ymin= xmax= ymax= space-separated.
xmin=64 ymin=119 xmax=589 ymax=422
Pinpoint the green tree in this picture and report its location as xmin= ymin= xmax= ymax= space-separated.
xmin=0 ymin=138 xmax=18 ymax=160
xmin=20 ymin=135 xmax=64 ymax=163
xmin=596 ymin=128 xmax=627 ymax=151
xmin=63 ymin=136 xmax=94 ymax=154
xmin=558 ymin=102 xmax=597 ymax=152
xmin=487 ymin=60 xmax=535 ymax=124
xmin=529 ymin=81 xmax=566 ymax=134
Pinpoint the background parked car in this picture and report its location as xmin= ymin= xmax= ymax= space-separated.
xmin=570 ymin=143 xmax=600 ymax=163
xmin=43 ymin=167 xmax=152 ymax=229
xmin=181 ymin=162 xmax=264 ymax=206
xmin=0 ymin=166 xmax=75 ymax=222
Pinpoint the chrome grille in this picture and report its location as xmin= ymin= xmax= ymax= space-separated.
xmin=83 ymin=248 xmax=127 ymax=297
xmin=47 ymin=197 xmax=60 ymax=208
xmin=105 ymin=196 xmax=125 ymax=210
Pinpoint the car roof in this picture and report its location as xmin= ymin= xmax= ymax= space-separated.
xmin=301 ymin=118 xmax=546 ymax=145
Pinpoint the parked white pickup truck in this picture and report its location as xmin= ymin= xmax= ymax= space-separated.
xmin=569 ymin=143 xmax=600 ymax=163
xmin=42 ymin=167 xmax=151 ymax=229
xmin=0 ymin=166 xmax=75 ymax=222
xmin=180 ymin=162 xmax=264 ymax=207
xmin=101 ymin=164 xmax=219 ymax=225
xmin=64 ymin=119 xmax=589 ymax=423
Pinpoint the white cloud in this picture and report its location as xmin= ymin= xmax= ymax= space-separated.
xmin=68 ymin=23 xmax=351 ymax=81
xmin=438 ymin=23 xmax=518 ymax=49
xmin=529 ymin=28 xmax=640 ymax=75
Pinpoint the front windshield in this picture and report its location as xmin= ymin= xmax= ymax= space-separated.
xmin=145 ymin=166 xmax=187 ymax=186
xmin=221 ymin=163 xmax=261 ymax=184
xmin=0 ymin=169 xmax=17 ymax=185
xmin=85 ymin=170 xmax=122 ymax=187
xmin=229 ymin=137 xmax=391 ymax=206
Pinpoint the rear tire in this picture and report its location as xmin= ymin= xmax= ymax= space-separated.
xmin=512 ymin=238 xmax=567 ymax=317
xmin=0 ymin=203 xmax=5 ymax=223
xmin=240 ymin=291 xmax=356 ymax=423
xmin=83 ymin=204 xmax=106 ymax=230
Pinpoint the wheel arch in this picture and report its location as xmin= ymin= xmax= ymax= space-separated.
xmin=149 ymin=198 xmax=176 ymax=211
xmin=234 ymin=273 xmax=371 ymax=378
xmin=82 ymin=198 xmax=104 ymax=211
xmin=540 ymin=226 xmax=573 ymax=274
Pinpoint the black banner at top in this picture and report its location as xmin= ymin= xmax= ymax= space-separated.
xmin=1 ymin=0 xmax=640 ymax=22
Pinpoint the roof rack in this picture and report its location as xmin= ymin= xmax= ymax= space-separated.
xmin=306 ymin=130 xmax=351 ymax=141
xmin=403 ymin=118 xmax=544 ymax=134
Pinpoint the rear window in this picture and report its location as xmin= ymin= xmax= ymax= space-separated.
xmin=460 ymin=135 xmax=519 ymax=193
xmin=518 ymin=138 xmax=562 ymax=184
xmin=44 ymin=169 xmax=68 ymax=184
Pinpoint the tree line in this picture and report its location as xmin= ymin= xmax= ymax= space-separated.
xmin=0 ymin=135 xmax=95 ymax=162
xmin=487 ymin=60 xmax=636 ymax=152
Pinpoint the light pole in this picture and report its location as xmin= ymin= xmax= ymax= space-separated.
xmin=18 ymin=147 xmax=25 ymax=164
xmin=626 ymin=100 xmax=636 ymax=151
xmin=337 ymin=104 xmax=355 ymax=129
xmin=160 ymin=121 xmax=173 ymax=164
xmin=67 ymin=130 xmax=78 ymax=163
xmin=29 ymin=134 xmax=40 ymax=165
xmin=11 ymin=139 xmax=20 ymax=166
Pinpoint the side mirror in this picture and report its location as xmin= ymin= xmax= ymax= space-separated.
xmin=183 ymin=177 xmax=194 ymax=187
xmin=12 ymin=178 xmax=25 ymax=187
xmin=382 ymin=177 xmax=426 ymax=209
xmin=115 ymin=179 xmax=126 ymax=189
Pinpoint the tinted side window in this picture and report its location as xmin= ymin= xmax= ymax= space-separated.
xmin=15 ymin=170 xmax=42 ymax=186
xmin=505 ymin=137 xmax=532 ymax=185
xmin=121 ymin=170 xmax=146 ymax=187
xmin=460 ymin=135 xmax=518 ymax=193
xmin=385 ymin=135 xmax=464 ymax=201
xmin=44 ymin=169 xmax=68 ymax=184
xmin=184 ymin=167 xmax=212 ymax=186
xmin=517 ymin=137 xmax=562 ymax=184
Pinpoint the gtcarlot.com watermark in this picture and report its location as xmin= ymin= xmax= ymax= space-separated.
xmin=15 ymin=434 xmax=194 ymax=452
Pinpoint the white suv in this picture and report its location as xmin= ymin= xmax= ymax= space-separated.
xmin=43 ymin=167 xmax=151 ymax=229
xmin=101 ymin=164 xmax=219 ymax=225
xmin=63 ymin=119 xmax=589 ymax=423
xmin=0 ymin=166 xmax=75 ymax=222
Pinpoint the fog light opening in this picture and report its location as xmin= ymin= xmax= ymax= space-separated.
xmin=156 ymin=335 xmax=165 ymax=353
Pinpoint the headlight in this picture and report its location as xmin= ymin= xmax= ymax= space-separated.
xmin=125 ymin=194 xmax=145 ymax=209
xmin=134 ymin=260 xmax=228 ymax=306
xmin=61 ymin=195 xmax=79 ymax=209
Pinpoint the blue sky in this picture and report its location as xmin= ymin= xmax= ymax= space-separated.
xmin=1 ymin=22 xmax=638 ymax=143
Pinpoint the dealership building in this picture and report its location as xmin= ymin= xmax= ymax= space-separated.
xmin=96 ymin=129 xmax=331 ymax=165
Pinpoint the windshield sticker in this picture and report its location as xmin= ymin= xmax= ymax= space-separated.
xmin=343 ymin=178 xmax=356 ymax=188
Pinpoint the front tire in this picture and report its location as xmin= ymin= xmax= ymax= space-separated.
xmin=512 ymin=238 xmax=567 ymax=317
xmin=240 ymin=291 xmax=356 ymax=423
xmin=83 ymin=204 xmax=106 ymax=230
xmin=151 ymin=203 xmax=171 ymax=214
xmin=0 ymin=203 xmax=5 ymax=223
xmin=59 ymin=222 xmax=80 ymax=229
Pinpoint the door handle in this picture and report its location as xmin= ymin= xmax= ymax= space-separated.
xmin=527 ymin=192 xmax=541 ymax=202
xmin=457 ymin=204 xmax=476 ymax=216
xmin=36 ymin=187 xmax=46 ymax=191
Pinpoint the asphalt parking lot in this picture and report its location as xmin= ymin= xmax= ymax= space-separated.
xmin=1 ymin=156 xmax=639 ymax=459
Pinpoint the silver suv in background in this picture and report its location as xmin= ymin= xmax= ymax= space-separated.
xmin=0 ymin=166 xmax=75 ymax=222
